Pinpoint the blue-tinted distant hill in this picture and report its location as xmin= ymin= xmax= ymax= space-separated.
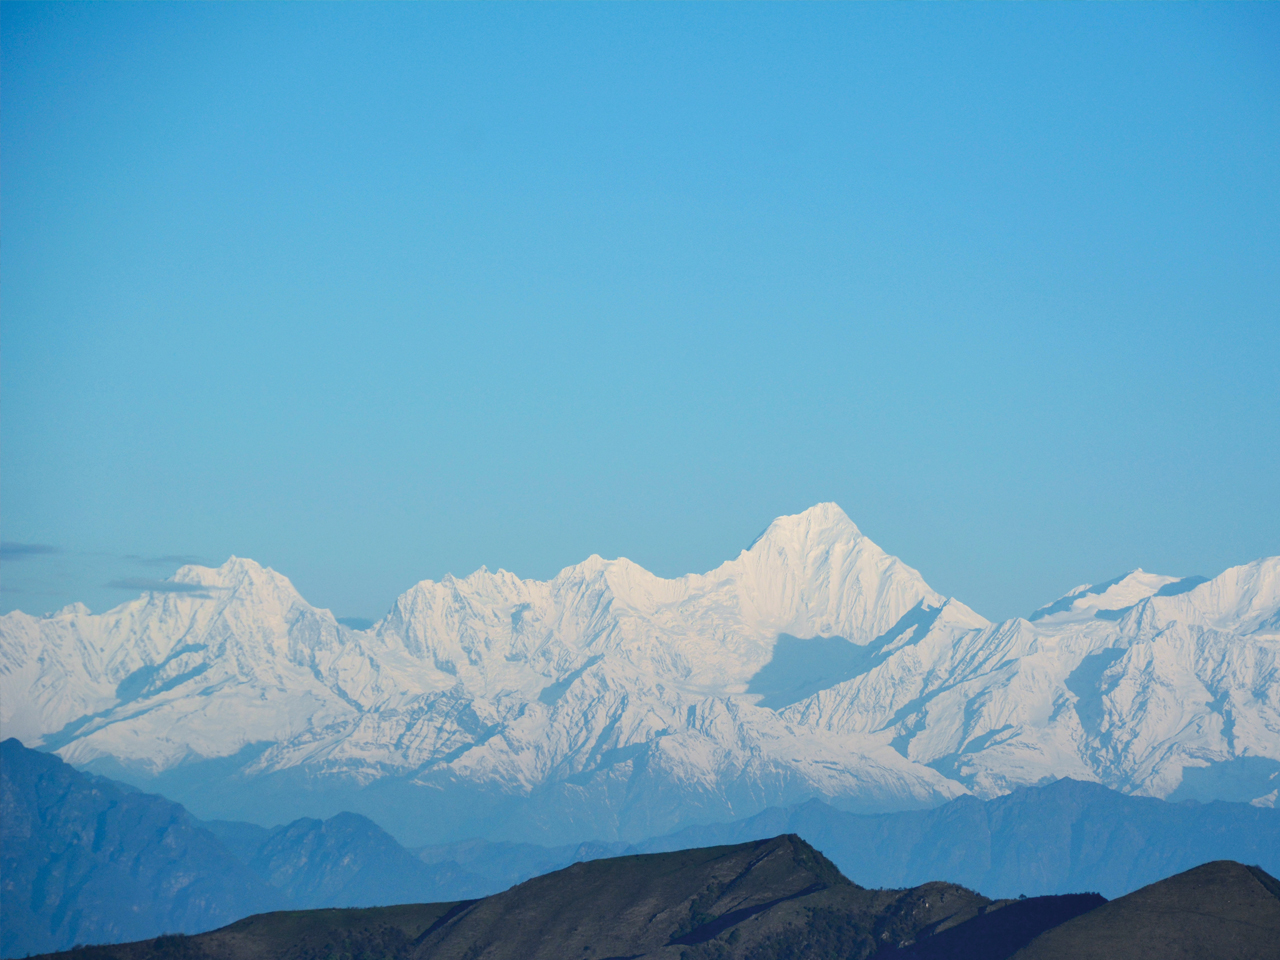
xmin=0 ymin=740 xmax=487 ymax=958
xmin=633 ymin=777 xmax=1280 ymax=899
xmin=0 ymin=738 xmax=283 ymax=957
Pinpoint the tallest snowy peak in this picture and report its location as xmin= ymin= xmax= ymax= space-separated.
xmin=166 ymin=555 xmax=305 ymax=607
xmin=726 ymin=504 xmax=942 ymax=642
xmin=747 ymin=503 xmax=863 ymax=553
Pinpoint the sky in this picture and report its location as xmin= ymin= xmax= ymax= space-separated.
xmin=2 ymin=3 xmax=1278 ymax=625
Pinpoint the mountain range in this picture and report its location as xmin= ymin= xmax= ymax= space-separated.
xmin=7 ymin=724 xmax=1280 ymax=955
xmin=24 ymin=835 xmax=1280 ymax=960
xmin=3 ymin=504 xmax=1278 ymax=845
xmin=21 ymin=834 xmax=1112 ymax=960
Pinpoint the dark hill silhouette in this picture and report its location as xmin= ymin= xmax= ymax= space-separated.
xmin=406 ymin=835 xmax=991 ymax=960
xmin=29 ymin=855 xmax=1280 ymax=960
xmin=879 ymin=894 xmax=1106 ymax=960
xmin=1011 ymin=860 xmax=1280 ymax=960
xmin=28 ymin=836 xmax=1101 ymax=960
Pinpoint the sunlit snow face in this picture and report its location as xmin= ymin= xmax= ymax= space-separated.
xmin=4 ymin=504 xmax=1277 ymax=843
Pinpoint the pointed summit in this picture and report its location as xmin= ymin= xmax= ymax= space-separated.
xmin=748 ymin=503 xmax=862 ymax=553
xmin=728 ymin=504 xmax=943 ymax=643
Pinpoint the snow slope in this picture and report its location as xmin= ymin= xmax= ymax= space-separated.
xmin=2 ymin=504 xmax=1277 ymax=843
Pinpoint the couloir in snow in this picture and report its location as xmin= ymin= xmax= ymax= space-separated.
xmin=2 ymin=505 xmax=1277 ymax=844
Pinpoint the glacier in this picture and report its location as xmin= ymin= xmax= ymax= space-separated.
xmin=2 ymin=503 xmax=1277 ymax=845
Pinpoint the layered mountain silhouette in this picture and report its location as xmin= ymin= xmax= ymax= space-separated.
xmin=5 ymin=506 xmax=1279 ymax=959
xmin=241 ymin=813 xmax=487 ymax=908
xmin=24 ymin=839 xmax=1280 ymax=960
xmin=0 ymin=741 xmax=486 ymax=956
xmin=6 ymin=738 xmax=1280 ymax=958
xmin=0 ymin=739 xmax=282 ymax=957
xmin=25 ymin=835 xmax=1106 ymax=960
xmin=634 ymin=777 xmax=1280 ymax=899
xmin=4 ymin=505 xmax=1277 ymax=845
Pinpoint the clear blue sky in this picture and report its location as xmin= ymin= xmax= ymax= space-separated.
xmin=3 ymin=2 xmax=1278 ymax=624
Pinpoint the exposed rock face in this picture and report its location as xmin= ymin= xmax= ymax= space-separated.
xmin=4 ymin=504 xmax=1278 ymax=844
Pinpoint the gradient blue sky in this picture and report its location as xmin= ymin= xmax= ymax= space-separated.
xmin=3 ymin=3 xmax=1278 ymax=624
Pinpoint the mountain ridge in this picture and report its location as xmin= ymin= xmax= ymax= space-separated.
xmin=3 ymin=504 xmax=1277 ymax=844
xmin=19 ymin=834 xmax=1112 ymax=960
xmin=24 ymin=844 xmax=1280 ymax=960
xmin=7 ymin=737 xmax=1279 ymax=958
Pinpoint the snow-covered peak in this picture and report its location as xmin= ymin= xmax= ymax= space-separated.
xmin=746 ymin=502 xmax=864 ymax=553
xmin=1029 ymin=569 xmax=1180 ymax=623
xmin=4 ymin=508 xmax=1279 ymax=840
xmin=370 ymin=504 xmax=942 ymax=687
xmin=173 ymin=556 xmax=303 ymax=598
xmin=715 ymin=504 xmax=943 ymax=642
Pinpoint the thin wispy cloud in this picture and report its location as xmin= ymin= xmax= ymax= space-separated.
xmin=1 ymin=542 xmax=61 ymax=560
xmin=105 ymin=577 xmax=223 ymax=597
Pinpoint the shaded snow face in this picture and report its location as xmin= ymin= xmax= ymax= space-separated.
xmin=2 ymin=503 xmax=1278 ymax=844
xmin=747 ymin=634 xmax=878 ymax=710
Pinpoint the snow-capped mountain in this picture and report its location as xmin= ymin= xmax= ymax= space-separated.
xmin=2 ymin=505 xmax=1277 ymax=845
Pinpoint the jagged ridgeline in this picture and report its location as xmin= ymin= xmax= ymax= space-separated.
xmin=3 ymin=505 xmax=1278 ymax=846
